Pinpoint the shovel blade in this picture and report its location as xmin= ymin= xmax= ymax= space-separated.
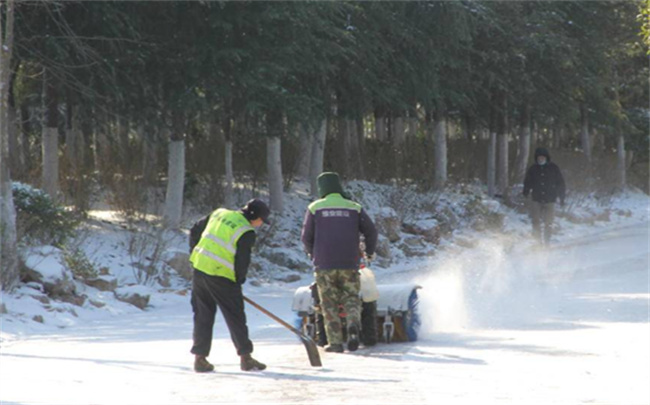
xmin=300 ymin=335 xmax=322 ymax=367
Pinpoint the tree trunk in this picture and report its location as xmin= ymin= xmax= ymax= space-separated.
xmin=163 ymin=114 xmax=185 ymax=229
xmin=309 ymin=119 xmax=327 ymax=198
xmin=496 ymin=95 xmax=509 ymax=194
xmin=266 ymin=136 xmax=283 ymax=214
xmin=347 ymin=119 xmax=362 ymax=179
xmin=116 ymin=115 xmax=130 ymax=166
xmin=374 ymin=108 xmax=387 ymax=142
xmin=1 ymin=0 xmax=19 ymax=291
xmin=393 ymin=116 xmax=406 ymax=147
xmin=433 ymin=110 xmax=447 ymax=190
xmin=141 ymin=123 xmax=158 ymax=185
xmin=355 ymin=115 xmax=366 ymax=179
xmin=223 ymin=115 xmax=235 ymax=207
xmin=487 ymin=131 xmax=497 ymax=197
xmin=295 ymin=123 xmax=312 ymax=180
xmin=616 ymin=133 xmax=626 ymax=191
xmin=41 ymin=68 xmax=60 ymax=200
xmin=16 ymin=102 xmax=29 ymax=175
xmin=580 ymin=102 xmax=592 ymax=163
xmin=65 ymin=103 xmax=80 ymax=173
xmin=7 ymin=65 xmax=21 ymax=178
xmin=514 ymin=101 xmax=531 ymax=184
xmin=407 ymin=115 xmax=418 ymax=139
xmin=337 ymin=117 xmax=350 ymax=178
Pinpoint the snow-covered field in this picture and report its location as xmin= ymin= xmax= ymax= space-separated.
xmin=1 ymin=184 xmax=648 ymax=404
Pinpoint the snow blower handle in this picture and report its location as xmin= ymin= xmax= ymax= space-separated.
xmin=243 ymin=295 xmax=322 ymax=368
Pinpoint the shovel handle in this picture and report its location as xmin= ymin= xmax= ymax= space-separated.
xmin=243 ymin=295 xmax=303 ymax=335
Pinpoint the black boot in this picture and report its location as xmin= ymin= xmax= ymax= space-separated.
xmin=347 ymin=323 xmax=360 ymax=352
xmin=325 ymin=343 xmax=344 ymax=353
xmin=194 ymin=355 xmax=215 ymax=373
xmin=240 ymin=354 xmax=266 ymax=371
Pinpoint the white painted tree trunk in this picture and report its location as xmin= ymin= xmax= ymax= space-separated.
xmin=487 ymin=131 xmax=497 ymax=197
xmin=433 ymin=116 xmax=447 ymax=190
xmin=295 ymin=124 xmax=313 ymax=180
xmin=1 ymin=0 xmax=19 ymax=290
xmin=266 ymin=136 xmax=283 ymax=214
xmin=309 ymin=119 xmax=327 ymax=197
xmin=163 ymin=139 xmax=185 ymax=229
xmin=224 ymin=140 xmax=234 ymax=207
xmin=617 ymin=133 xmax=626 ymax=190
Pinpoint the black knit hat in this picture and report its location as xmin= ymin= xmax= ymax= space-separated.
xmin=241 ymin=199 xmax=271 ymax=224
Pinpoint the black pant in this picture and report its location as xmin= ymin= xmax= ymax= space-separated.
xmin=190 ymin=269 xmax=253 ymax=357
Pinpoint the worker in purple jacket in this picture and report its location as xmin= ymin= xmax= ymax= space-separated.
xmin=301 ymin=172 xmax=378 ymax=353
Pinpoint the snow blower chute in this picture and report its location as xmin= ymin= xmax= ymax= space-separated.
xmin=291 ymin=265 xmax=421 ymax=346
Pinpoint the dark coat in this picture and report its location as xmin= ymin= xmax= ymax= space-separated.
xmin=523 ymin=148 xmax=566 ymax=204
xmin=301 ymin=194 xmax=378 ymax=271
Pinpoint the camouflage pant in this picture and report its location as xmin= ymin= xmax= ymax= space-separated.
xmin=315 ymin=269 xmax=361 ymax=345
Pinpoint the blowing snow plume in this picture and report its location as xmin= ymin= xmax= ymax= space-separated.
xmin=416 ymin=235 xmax=567 ymax=336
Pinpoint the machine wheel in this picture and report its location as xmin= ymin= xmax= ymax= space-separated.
xmin=361 ymin=301 xmax=378 ymax=346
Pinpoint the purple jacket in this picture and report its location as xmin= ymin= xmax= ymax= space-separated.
xmin=301 ymin=193 xmax=378 ymax=271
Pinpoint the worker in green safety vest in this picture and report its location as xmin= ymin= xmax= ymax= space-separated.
xmin=188 ymin=199 xmax=270 ymax=373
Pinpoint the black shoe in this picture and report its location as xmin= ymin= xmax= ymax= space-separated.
xmin=347 ymin=324 xmax=360 ymax=352
xmin=194 ymin=355 xmax=214 ymax=373
xmin=325 ymin=343 xmax=344 ymax=353
xmin=240 ymin=354 xmax=266 ymax=371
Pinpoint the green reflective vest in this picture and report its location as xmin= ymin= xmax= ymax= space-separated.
xmin=190 ymin=209 xmax=254 ymax=281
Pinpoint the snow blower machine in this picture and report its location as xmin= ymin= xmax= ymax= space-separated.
xmin=292 ymin=264 xmax=422 ymax=347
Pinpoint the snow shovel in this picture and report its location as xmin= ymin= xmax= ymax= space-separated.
xmin=243 ymin=295 xmax=322 ymax=367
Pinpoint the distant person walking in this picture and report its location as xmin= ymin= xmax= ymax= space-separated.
xmin=188 ymin=199 xmax=270 ymax=372
xmin=301 ymin=172 xmax=378 ymax=353
xmin=523 ymin=147 xmax=566 ymax=245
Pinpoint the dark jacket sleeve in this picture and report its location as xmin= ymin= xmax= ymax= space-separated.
xmin=359 ymin=209 xmax=378 ymax=256
xmin=189 ymin=215 xmax=210 ymax=253
xmin=301 ymin=209 xmax=315 ymax=257
xmin=234 ymin=231 xmax=256 ymax=285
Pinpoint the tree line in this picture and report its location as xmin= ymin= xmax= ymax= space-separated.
xmin=1 ymin=1 xmax=648 ymax=289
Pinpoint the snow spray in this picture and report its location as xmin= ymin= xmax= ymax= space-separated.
xmin=415 ymin=234 xmax=561 ymax=336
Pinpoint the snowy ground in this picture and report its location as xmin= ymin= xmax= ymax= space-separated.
xmin=1 ymin=185 xmax=649 ymax=405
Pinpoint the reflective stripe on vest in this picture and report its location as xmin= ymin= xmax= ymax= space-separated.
xmin=308 ymin=193 xmax=362 ymax=215
xmin=190 ymin=209 xmax=254 ymax=281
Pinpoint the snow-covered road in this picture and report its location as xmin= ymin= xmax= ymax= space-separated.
xmin=1 ymin=222 xmax=648 ymax=405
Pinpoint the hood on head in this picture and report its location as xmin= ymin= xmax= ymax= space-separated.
xmin=534 ymin=147 xmax=551 ymax=162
